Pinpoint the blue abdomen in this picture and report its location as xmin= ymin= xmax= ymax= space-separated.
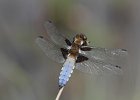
xmin=59 ymin=57 xmax=75 ymax=88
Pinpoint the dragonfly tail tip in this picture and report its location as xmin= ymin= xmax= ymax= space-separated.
xmin=59 ymin=85 xmax=64 ymax=90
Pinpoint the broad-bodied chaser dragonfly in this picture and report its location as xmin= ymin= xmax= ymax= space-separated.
xmin=36 ymin=21 xmax=127 ymax=89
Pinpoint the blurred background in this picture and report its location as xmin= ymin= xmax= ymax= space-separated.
xmin=0 ymin=0 xmax=139 ymax=100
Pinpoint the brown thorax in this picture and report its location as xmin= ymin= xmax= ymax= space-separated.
xmin=68 ymin=34 xmax=87 ymax=59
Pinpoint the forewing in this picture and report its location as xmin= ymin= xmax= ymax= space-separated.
xmin=81 ymin=46 xmax=128 ymax=65
xmin=75 ymin=58 xmax=123 ymax=75
xmin=44 ymin=21 xmax=75 ymax=47
xmin=36 ymin=36 xmax=65 ymax=63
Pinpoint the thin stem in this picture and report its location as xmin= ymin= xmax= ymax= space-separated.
xmin=55 ymin=87 xmax=65 ymax=100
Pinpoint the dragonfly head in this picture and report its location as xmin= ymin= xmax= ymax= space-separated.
xmin=74 ymin=33 xmax=89 ymax=46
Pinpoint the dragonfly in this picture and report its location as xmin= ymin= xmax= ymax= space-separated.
xmin=36 ymin=20 xmax=127 ymax=89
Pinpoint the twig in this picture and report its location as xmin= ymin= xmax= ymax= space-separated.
xmin=55 ymin=87 xmax=65 ymax=100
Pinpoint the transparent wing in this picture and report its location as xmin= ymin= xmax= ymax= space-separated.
xmin=75 ymin=58 xmax=123 ymax=75
xmin=81 ymin=46 xmax=128 ymax=65
xmin=36 ymin=36 xmax=65 ymax=63
xmin=44 ymin=21 xmax=76 ymax=47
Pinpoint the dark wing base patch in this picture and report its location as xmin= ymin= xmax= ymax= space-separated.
xmin=76 ymin=54 xmax=88 ymax=63
xmin=60 ymin=48 xmax=69 ymax=59
xmin=61 ymin=48 xmax=88 ymax=63
xmin=65 ymin=39 xmax=72 ymax=46
xmin=80 ymin=46 xmax=93 ymax=51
